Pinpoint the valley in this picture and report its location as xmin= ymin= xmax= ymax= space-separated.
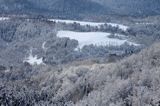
xmin=0 ymin=16 xmax=144 ymax=67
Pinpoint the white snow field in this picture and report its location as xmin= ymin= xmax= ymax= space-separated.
xmin=49 ymin=19 xmax=128 ymax=31
xmin=57 ymin=31 xmax=139 ymax=49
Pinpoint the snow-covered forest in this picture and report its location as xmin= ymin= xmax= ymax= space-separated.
xmin=0 ymin=16 xmax=159 ymax=105
xmin=0 ymin=0 xmax=160 ymax=106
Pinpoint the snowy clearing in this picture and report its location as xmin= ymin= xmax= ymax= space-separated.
xmin=107 ymin=23 xmax=128 ymax=31
xmin=23 ymin=54 xmax=44 ymax=65
xmin=4 ymin=69 xmax=10 ymax=73
xmin=49 ymin=19 xmax=129 ymax=31
xmin=0 ymin=17 xmax=10 ymax=21
xmin=57 ymin=31 xmax=139 ymax=49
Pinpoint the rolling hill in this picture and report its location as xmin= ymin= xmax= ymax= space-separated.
xmin=0 ymin=0 xmax=160 ymax=17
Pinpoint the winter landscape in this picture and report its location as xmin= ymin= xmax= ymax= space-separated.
xmin=0 ymin=0 xmax=160 ymax=106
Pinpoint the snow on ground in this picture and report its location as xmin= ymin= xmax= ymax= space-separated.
xmin=23 ymin=53 xmax=44 ymax=65
xmin=42 ymin=41 xmax=47 ymax=50
xmin=107 ymin=23 xmax=128 ymax=31
xmin=57 ymin=31 xmax=139 ymax=49
xmin=0 ymin=17 xmax=9 ymax=21
xmin=4 ymin=69 xmax=10 ymax=73
xmin=49 ymin=19 xmax=129 ymax=31
xmin=135 ymin=22 xmax=154 ymax=25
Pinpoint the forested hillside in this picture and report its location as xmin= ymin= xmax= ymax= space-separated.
xmin=0 ymin=0 xmax=107 ymax=18
xmin=1 ymin=41 xmax=160 ymax=106
xmin=0 ymin=0 xmax=160 ymax=17
xmin=92 ymin=0 xmax=160 ymax=16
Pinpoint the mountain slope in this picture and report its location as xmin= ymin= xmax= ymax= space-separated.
xmin=1 ymin=0 xmax=160 ymax=17
xmin=0 ymin=0 xmax=34 ymax=13
xmin=0 ymin=0 xmax=108 ymax=18
xmin=91 ymin=0 xmax=160 ymax=16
